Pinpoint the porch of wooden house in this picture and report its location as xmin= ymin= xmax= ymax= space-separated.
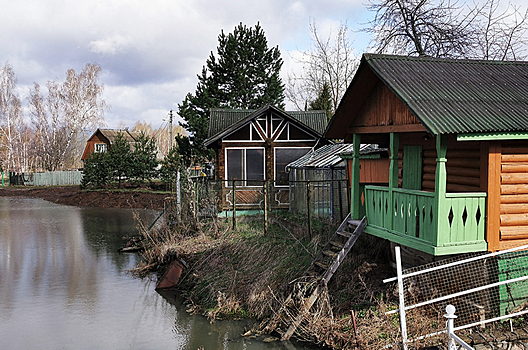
xmin=349 ymin=133 xmax=488 ymax=256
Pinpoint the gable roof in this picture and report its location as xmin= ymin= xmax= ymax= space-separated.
xmin=94 ymin=128 xmax=141 ymax=143
xmin=327 ymin=54 xmax=528 ymax=137
xmin=205 ymin=104 xmax=328 ymax=146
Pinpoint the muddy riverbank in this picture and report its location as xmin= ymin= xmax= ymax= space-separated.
xmin=0 ymin=185 xmax=170 ymax=210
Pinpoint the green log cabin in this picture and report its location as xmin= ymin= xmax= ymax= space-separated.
xmin=326 ymin=54 xmax=528 ymax=256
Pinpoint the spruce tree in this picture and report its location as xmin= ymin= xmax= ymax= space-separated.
xmin=179 ymin=22 xmax=285 ymax=159
xmin=309 ymin=82 xmax=333 ymax=120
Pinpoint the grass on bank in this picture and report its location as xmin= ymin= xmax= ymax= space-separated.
xmin=132 ymin=211 xmax=446 ymax=349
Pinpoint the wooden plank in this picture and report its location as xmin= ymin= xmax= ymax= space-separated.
xmin=501 ymin=163 xmax=528 ymax=173
xmin=447 ymin=167 xmax=481 ymax=178
xmin=501 ymin=185 xmax=528 ymax=195
xmin=500 ymin=226 xmax=528 ymax=240
xmin=502 ymin=154 xmax=528 ymax=162
xmin=403 ymin=145 xmax=422 ymax=190
xmin=347 ymin=124 xmax=426 ymax=134
xmin=502 ymin=147 xmax=528 ymax=154
xmin=446 ymin=183 xmax=481 ymax=192
xmin=501 ymin=204 xmax=528 ymax=214
xmin=487 ymin=141 xmax=502 ymax=251
xmin=501 ymin=194 xmax=528 ymax=204
xmin=447 ymin=175 xmax=481 ymax=187
xmin=501 ymin=173 xmax=528 ymax=184
xmin=500 ymin=213 xmax=528 ymax=226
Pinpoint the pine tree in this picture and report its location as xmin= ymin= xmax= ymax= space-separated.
xmin=131 ymin=132 xmax=158 ymax=183
xmin=108 ymin=133 xmax=133 ymax=187
xmin=179 ymin=22 xmax=285 ymax=159
xmin=309 ymin=83 xmax=333 ymax=120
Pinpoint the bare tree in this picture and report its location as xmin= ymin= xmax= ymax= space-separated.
xmin=365 ymin=0 xmax=528 ymax=60
xmin=477 ymin=0 xmax=528 ymax=60
xmin=29 ymin=63 xmax=107 ymax=170
xmin=0 ymin=63 xmax=24 ymax=172
xmin=286 ymin=20 xmax=359 ymax=113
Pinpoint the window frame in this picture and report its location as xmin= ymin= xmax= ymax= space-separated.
xmin=274 ymin=147 xmax=311 ymax=187
xmin=224 ymin=147 xmax=266 ymax=187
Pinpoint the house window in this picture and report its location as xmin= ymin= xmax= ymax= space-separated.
xmin=94 ymin=143 xmax=107 ymax=153
xmin=274 ymin=147 xmax=311 ymax=186
xmin=226 ymin=148 xmax=265 ymax=186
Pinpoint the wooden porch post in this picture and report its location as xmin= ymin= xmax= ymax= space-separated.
xmin=351 ymin=134 xmax=361 ymax=220
xmin=487 ymin=141 xmax=501 ymax=251
xmin=435 ymin=134 xmax=448 ymax=246
xmin=388 ymin=133 xmax=399 ymax=230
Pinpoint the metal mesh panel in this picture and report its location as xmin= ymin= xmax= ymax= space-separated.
xmin=396 ymin=248 xmax=528 ymax=340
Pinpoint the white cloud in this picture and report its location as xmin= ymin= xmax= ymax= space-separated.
xmin=89 ymin=34 xmax=133 ymax=56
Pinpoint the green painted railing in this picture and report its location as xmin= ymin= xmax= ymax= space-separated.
xmin=364 ymin=186 xmax=487 ymax=255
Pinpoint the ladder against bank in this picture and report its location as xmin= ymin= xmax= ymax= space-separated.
xmin=265 ymin=214 xmax=367 ymax=341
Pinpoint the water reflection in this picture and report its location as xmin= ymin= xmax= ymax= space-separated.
xmin=0 ymin=197 xmax=315 ymax=350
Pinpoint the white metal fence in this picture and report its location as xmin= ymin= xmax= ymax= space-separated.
xmin=385 ymin=245 xmax=528 ymax=349
xmin=10 ymin=171 xmax=83 ymax=186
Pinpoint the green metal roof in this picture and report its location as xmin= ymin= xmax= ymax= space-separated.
xmin=334 ymin=54 xmax=528 ymax=135
xmin=205 ymin=105 xmax=327 ymax=145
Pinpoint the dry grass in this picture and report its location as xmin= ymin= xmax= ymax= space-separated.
xmin=131 ymin=210 xmax=447 ymax=349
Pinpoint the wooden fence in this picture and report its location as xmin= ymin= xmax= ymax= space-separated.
xmin=9 ymin=171 xmax=83 ymax=186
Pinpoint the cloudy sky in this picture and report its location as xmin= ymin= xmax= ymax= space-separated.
xmin=1 ymin=0 xmax=524 ymax=132
xmin=1 ymin=0 xmax=373 ymax=130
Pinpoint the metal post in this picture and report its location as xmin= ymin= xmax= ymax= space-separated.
xmin=444 ymin=305 xmax=473 ymax=350
xmin=395 ymin=246 xmax=408 ymax=350
xmin=445 ymin=305 xmax=457 ymax=350
xmin=232 ymin=179 xmax=237 ymax=230
xmin=263 ymin=180 xmax=268 ymax=236
xmin=307 ymin=180 xmax=311 ymax=240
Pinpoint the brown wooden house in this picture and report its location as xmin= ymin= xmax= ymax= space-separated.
xmin=81 ymin=128 xmax=140 ymax=162
xmin=205 ymin=105 xmax=328 ymax=210
xmin=326 ymin=54 xmax=528 ymax=256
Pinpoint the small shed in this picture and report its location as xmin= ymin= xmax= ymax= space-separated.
xmin=286 ymin=143 xmax=353 ymax=220
xmin=287 ymin=143 xmax=389 ymax=220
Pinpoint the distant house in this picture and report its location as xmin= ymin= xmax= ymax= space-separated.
xmin=204 ymin=104 xmax=328 ymax=209
xmin=81 ymin=128 xmax=141 ymax=162
xmin=326 ymin=53 xmax=528 ymax=256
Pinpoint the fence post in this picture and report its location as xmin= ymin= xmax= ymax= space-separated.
xmin=395 ymin=245 xmax=408 ymax=350
xmin=263 ymin=180 xmax=268 ymax=236
xmin=338 ymin=180 xmax=343 ymax=222
xmin=306 ymin=180 xmax=312 ymax=240
xmin=445 ymin=305 xmax=457 ymax=350
xmin=232 ymin=179 xmax=237 ymax=230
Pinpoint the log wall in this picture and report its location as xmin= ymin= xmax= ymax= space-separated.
xmin=499 ymin=143 xmax=528 ymax=241
xmin=398 ymin=135 xmax=481 ymax=193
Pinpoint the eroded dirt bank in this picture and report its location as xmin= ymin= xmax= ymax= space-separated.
xmin=0 ymin=186 xmax=170 ymax=210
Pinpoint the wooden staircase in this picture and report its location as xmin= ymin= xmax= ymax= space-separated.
xmin=265 ymin=214 xmax=367 ymax=341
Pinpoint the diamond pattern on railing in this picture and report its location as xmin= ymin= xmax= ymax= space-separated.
xmin=462 ymin=207 xmax=468 ymax=226
xmin=448 ymin=207 xmax=454 ymax=227
xmin=476 ymin=206 xmax=481 ymax=226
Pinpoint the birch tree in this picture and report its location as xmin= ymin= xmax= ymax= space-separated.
xmin=0 ymin=63 xmax=24 ymax=172
xmin=29 ymin=63 xmax=106 ymax=170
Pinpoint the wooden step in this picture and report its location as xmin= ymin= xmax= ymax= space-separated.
xmin=322 ymin=250 xmax=337 ymax=258
xmin=329 ymin=241 xmax=344 ymax=249
xmin=337 ymin=230 xmax=352 ymax=238
xmin=314 ymin=261 xmax=329 ymax=270
xmin=348 ymin=219 xmax=361 ymax=228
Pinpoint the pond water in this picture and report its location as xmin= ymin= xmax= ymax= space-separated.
xmin=0 ymin=197 xmax=315 ymax=350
